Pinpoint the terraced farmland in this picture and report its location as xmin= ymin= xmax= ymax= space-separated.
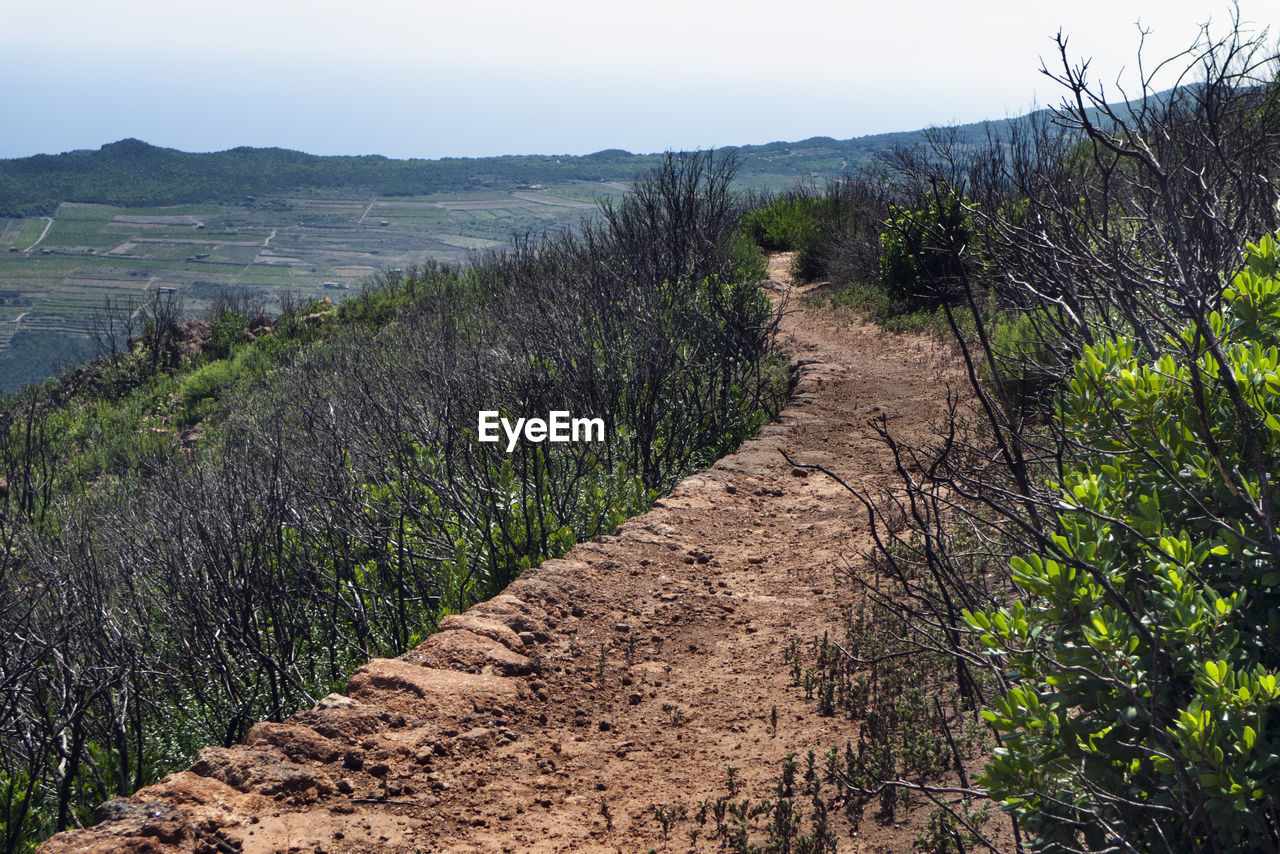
xmin=0 ymin=184 xmax=618 ymax=390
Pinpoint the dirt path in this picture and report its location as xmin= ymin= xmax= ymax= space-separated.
xmin=24 ymin=216 xmax=54 ymax=252
xmin=43 ymin=256 xmax=964 ymax=854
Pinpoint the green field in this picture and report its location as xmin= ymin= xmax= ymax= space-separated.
xmin=11 ymin=218 xmax=49 ymax=250
xmin=0 ymin=185 xmax=605 ymax=391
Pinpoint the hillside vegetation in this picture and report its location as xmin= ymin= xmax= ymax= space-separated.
xmin=0 ymin=152 xmax=787 ymax=852
xmin=0 ymin=119 xmax=1025 ymax=394
xmin=0 ymin=120 xmax=1027 ymax=218
xmin=743 ymin=19 xmax=1280 ymax=853
xmin=4 ymin=16 xmax=1279 ymax=852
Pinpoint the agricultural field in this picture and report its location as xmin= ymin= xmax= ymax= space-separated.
xmin=0 ymin=118 xmax=1025 ymax=392
xmin=0 ymin=185 xmax=602 ymax=391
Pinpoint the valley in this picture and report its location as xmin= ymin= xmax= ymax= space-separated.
xmin=0 ymin=185 xmax=617 ymax=390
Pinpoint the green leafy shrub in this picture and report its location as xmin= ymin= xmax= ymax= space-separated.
xmin=880 ymin=194 xmax=975 ymax=307
xmin=0 ymin=770 xmax=46 ymax=854
xmin=204 ymin=310 xmax=248 ymax=362
xmin=986 ymin=308 xmax=1071 ymax=415
xmin=743 ymin=179 xmax=890 ymax=284
xmin=177 ymin=356 xmax=233 ymax=425
xmin=740 ymin=193 xmax=822 ymax=253
xmin=726 ymin=229 xmax=767 ymax=285
xmin=967 ymin=234 xmax=1280 ymax=850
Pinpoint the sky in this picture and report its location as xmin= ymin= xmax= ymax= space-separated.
xmin=2 ymin=0 xmax=1276 ymax=160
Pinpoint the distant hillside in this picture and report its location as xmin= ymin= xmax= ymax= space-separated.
xmin=0 ymin=117 xmax=1022 ymax=217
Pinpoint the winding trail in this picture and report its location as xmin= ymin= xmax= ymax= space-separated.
xmin=43 ymin=256 xmax=965 ymax=853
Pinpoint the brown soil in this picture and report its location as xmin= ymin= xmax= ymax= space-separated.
xmin=42 ymin=255 xmax=973 ymax=854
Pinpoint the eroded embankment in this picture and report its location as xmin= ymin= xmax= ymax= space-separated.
xmin=42 ymin=256 xmax=962 ymax=853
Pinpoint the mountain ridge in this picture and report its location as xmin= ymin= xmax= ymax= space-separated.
xmin=0 ymin=115 xmax=1023 ymax=217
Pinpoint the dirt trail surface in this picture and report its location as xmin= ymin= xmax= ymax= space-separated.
xmin=43 ymin=256 xmax=963 ymax=853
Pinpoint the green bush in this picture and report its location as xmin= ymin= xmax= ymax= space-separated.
xmin=987 ymin=308 xmax=1070 ymax=415
xmin=743 ymin=181 xmax=890 ymax=285
xmin=879 ymin=194 xmax=975 ymax=307
xmin=0 ymin=770 xmax=45 ymax=854
xmin=204 ymin=310 xmax=249 ymax=362
xmin=726 ymin=229 xmax=767 ymax=285
xmin=177 ymin=359 xmax=233 ymax=425
xmin=740 ymin=194 xmax=822 ymax=254
xmin=967 ymin=234 xmax=1280 ymax=850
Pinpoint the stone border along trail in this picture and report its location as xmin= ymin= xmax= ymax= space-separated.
xmin=43 ymin=254 xmax=964 ymax=853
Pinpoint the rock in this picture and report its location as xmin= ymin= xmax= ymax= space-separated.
xmin=505 ymin=572 xmax=579 ymax=617
xmin=91 ymin=798 xmax=188 ymax=844
xmin=41 ymin=771 xmax=277 ymax=852
xmin=630 ymin=662 xmax=669 ymax=686
xmin=243 ymin=721 xmax=346 ymax=764
xmin=316 ymin=692 xmax=358 ymax=709
xmin=455 ymin=727 xmax=495 ymax=750
xmin=190 ymin=746 xmax=336 ymax=802
xmin=469 ymin=594 xmax=549 ymax=634
xmin=290 ymin=696 xmax=388 ymax=741
xmin=403 ymin=629 xmax=536 ymax=676
xmin=438 ymin=613 xmax=527 ymax=652
xmin=346 ymin=659 xmax=525 ymax=720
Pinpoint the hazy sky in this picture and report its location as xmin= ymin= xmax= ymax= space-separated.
xmin=3 ymin=0 xmax=1275 ymax=159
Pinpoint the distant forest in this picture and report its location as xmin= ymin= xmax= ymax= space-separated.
xmin=0 ymin=121 xmax=1011 ymax=217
